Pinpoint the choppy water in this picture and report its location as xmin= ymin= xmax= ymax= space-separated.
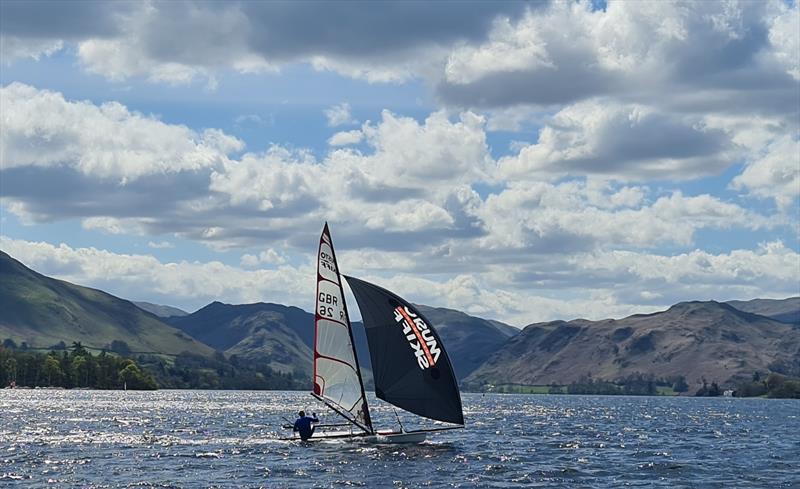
xmin=0 ymin=390 xmax=798 ymax=488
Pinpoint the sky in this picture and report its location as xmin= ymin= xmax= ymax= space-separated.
xmin=0 ymin=0 xmax=798 ymax=326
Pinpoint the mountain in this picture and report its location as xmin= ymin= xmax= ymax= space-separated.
xmin=133 ymin=301 xmax=188 ymax=318
xmin=166 ymin=301 xmax=516 ymax=381
xmin=415 ymin=305 xmax=518 ymax=379
xmin=727 ymin=297 xmax=800 ymax=325
xmin=0 ymin=251 xmax=213 ymax=357
xmin=465 ymin=301 xmax=800 ymax=390
xmin=165 ymin=301 xmax=314 ymax=375
xmin=9 ymin=246 xmax=794 ymax=394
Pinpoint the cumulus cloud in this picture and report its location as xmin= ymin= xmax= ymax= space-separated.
xmin=0 ymin=83 xmax=243 ymax=181
xmin=0 ymin=37 xmax=63 ymax=63
xmin=209 ymin=147 xmax=320 ymax=217
xmin=1 ymin=0 xmax=529 ymax=83
xmin=360 ymin=110 xmax=492 ymax=185
xmin=564 ymin=241 xmax=800 ymax=309
xmin=345 ymin=238 xmax=800 ymax=324
xmin=767 ymin=2 xmax=800 ymax=81
xmin=0 ymin=83 xmax=249 ymax=243
xmin=2 ymin=1 xmax=796 ymax=123
xmin=1 ymin=85 xmax=493 ymax=250
xmin=434 ymin=1 xmax=798 ymax=190
xmin=82 ymin=217 xmax=147 ymax=236
xmin=498 ymin=101 xmax=736 ymax=181
xmin=3 ymin=2 xmax=795 ymax=194
xmin=440 ymin=2 xmax=609 ymax=106
xmin=2 ymin=84 xmax=787 ymax=259
xmin=0 ymin=0 xmax=130 ymax=61
xmin=2 ymin=1 xmax=798 ymax=322
xmin=732 ymin=135 xmax=800 ymax=211
xmin=328 ymin=130 xmax=364 ymax=146
xmin=0 ymin=237 xmax=311 ymax=313
xmin=475 ymin=182 xmax=771 ymax=252
xmin=3 ymin=236 xmax=797 ymax=324
xmin=438 ymin=1 xmax=798 ymax=113
xmin=324 ymin=103 xmax=356 ymax=127
xmin=240 ymin=248 xmax=287 ymax=268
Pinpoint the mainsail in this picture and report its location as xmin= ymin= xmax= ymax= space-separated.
xmin=313 ymin=224 xmax=372 ymax=433
xmin=344 ymin=275 xmax=464 ymax=426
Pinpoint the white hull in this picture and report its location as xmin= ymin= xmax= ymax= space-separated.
xmin=374 ymin=430 xmax=427 ymax=443
xmin=283 ymin=429 xmax=427 ymax=443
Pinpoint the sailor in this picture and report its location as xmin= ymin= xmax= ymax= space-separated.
xmin=293 ymin=411 xmax=319 ymax=441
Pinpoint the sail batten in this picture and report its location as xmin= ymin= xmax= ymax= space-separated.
xmin=344 ymin=275 xmax=464 ymax=426
xmin=313 ymin=224 xmax=372 ymax=433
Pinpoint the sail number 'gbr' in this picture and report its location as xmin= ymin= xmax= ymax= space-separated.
xmin=394 ymin=306 xmax=441 ymax=370
xmin=317 ymin=281 xmax=346 ymax=322
xmin=318 ymin=291 xmax=345 ymax=321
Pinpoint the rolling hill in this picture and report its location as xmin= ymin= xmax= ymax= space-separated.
xmin=165 ymin=300 xmax=518 ymax=381
xmin=727 ymin=297 xmax=800 ymax=325
xmin=0 ymin=251 xmax=213 ymax=357
xmin=133 ymin=301 xmax=188 ymax=318
xmin=465 ymin=301 xmax=800 ymax=390
xmin=416 ymin=305 xmax=518 ymax=379
xmin=6 ymin=248 xmax=798 ymax=394
xmin=0 ymin=249 xmax=516 ymax=383
xmin=165 ymin=301 xmax=314 ymax=375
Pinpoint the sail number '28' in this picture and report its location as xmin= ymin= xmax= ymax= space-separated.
xmin=394 ymin=306 xmax=441 ymax=370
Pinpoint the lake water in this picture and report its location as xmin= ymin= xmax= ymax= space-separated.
xmin=0 ymin=390 xmax=797 ymax=488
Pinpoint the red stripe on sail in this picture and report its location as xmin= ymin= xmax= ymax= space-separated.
xmin=318 ymin=276 xmax=340 ymax=286
xmin=397 ymin=306 xmax=434 ymax=366
xmin=316 ymin=352 xmax=357 ymax=372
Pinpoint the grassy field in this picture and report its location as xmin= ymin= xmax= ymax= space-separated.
xmin=485 ymin=384 xmax=680 ymax=395
xmin=656 ymin=385 xmax=678 ymax=396
xmin=490 ymin=384 xmax=564 ymax=394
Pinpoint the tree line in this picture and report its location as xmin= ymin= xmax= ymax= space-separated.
xmin=734 ymin=372 xmax=800 ymax=399
xmin=1 ymin=339 xmax=310 ymax=391
xmin=553 ymin=372 xmax=688 ymax=396
xmin=138 ymin=351 xmax=308 ymax=390
xmin=1 ymin=340 xmax=157 ymax=389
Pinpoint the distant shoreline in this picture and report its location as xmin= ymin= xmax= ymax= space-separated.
xmin=3 ymin=387 xmax=796 ymax=400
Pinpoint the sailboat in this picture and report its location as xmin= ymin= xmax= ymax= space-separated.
xmin=303 ymin=223 xmax=464 ymax=442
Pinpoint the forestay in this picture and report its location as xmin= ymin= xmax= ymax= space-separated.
xmin=313 ymin=224 xmax=372 ymax=433
xmin=344 ymin=275 xmax=464 ymax=426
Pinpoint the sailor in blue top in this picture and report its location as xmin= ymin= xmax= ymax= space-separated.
xmin=293 ymin=411 xmax=319 ymax=441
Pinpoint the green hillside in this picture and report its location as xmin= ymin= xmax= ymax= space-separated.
xmin=168 ymin=300 xmax=519 ymax=382
xmin=0 ymin=251 xmax=213 ymax=357
xmin=165 ymin=301 xmax=313 ymax=375
xmin=133 ymin=301 xmax=188 ymax=318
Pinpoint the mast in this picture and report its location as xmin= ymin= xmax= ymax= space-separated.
xmin=313 ymin=223 xmax=373 ymax=433
xmin=325 ymin=223 xmax=373 ymax=432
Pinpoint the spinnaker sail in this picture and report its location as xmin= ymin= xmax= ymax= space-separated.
xmin=344 ymin=275 xmax=464 ymax=426
xmin=313 ymin=224 xmax=372 ymax=433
